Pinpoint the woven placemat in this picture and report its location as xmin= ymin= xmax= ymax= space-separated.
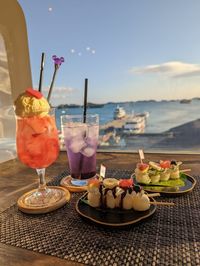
xmin=0 ymin=169 xmax=200 ymax=266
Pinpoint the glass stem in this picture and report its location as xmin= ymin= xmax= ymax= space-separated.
xmin=36 ymin=168 xmax=46 ymax=190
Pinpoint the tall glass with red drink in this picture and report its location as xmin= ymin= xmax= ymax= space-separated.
xmin=16 ymin=108 xmax=64 ymax=208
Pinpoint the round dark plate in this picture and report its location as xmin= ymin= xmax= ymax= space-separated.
xmin=132 ymin=173 xmax=196 ymax=195
xmin=76 ymin=193 xmax=156 ymax=227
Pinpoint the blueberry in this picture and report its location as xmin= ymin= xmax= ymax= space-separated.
xmin=171 ymin=160 xmax=177 ymax=165
xmin=134 ymin=185 xmax=141 ymax=193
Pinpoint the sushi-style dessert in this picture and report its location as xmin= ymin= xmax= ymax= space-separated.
xmin=135 ymin=160 xmax=183 ymax=184
xmin=87 ymin=177 xmax=150 ymax=211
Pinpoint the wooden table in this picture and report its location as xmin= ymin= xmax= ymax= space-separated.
xmin=0 ymin=151 xmax=200 ymax=266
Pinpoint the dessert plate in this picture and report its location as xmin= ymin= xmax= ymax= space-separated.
xmin=76 ymin=193 xmax=156 ymax=227
xmin=132 ymin=173 xmax=196 ymax=195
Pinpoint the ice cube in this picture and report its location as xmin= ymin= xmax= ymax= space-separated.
xmin=63 ymin=123 xmax=88 ymax=140
xmin=69 ymin=138 xmax=86 ymax=153
xmin=81 ymin=146 xmax=95 ymax=157
xmin=87 ymin=125 xmax=99 ymax=139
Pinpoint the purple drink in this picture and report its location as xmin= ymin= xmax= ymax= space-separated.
xmin=62 ymin=114 xmax=99 ymax=179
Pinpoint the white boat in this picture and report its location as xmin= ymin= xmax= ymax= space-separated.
xmin=113 ymin=106 xmax=126 ymax=119
xmin=137 ymin=111 xmax=150 ymax=119
xmin=123 ymin=116 xmax=145 ymax=134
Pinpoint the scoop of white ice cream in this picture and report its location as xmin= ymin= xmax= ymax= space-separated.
xmin=88 ymin=191 xmax=101 ymax=208
xmin=123 ymin=192 xmax=134 ymax=210
xmin=106 ymin=190 xmax=115 ymax=209
xmin=132 ymin=193 xmax=150 ymax=211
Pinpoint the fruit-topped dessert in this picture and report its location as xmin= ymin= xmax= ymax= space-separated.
xmin=87 ymin=177 xmax=150 ymax=211
xmin=135 ymin=163 xmax=150 ymax=184
xmin=135 ymin=160 xmax=183 ymax=184
xmin=169 ymin=160 xmax=182 ymax=179
xmin=159 ymin=160 xmax=171 ymax=181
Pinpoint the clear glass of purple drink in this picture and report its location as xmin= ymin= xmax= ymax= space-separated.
xmin=61 ymin=114 xmax=99 ymax=185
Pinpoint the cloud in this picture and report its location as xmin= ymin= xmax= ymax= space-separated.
xmin=173 ymin=69 xmax=200 ymax=78
xmin=131 ymin=61 xmax=200 ymax=78
xmin=42 ymin=86 xmax=76 ymax=97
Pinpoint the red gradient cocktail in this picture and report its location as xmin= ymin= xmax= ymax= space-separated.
xmin=16 ymin=115 xmax=59 ymax=169
xmin=16 ymin=108 xmax=63 ymax=208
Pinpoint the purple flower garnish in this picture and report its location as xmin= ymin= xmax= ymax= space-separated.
xmin=52 ymin=55 xmax=64 ymax=67
xmin=47 ymin=55 xmax=65 ymax=102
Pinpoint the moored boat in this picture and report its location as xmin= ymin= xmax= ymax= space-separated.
xmin=113 ymin=106 xmax=126 ymax=119
xmin=137 ymin=111 xmax=150 ymax=119
xmin=123 ymin=116 xmax=145 ymax=134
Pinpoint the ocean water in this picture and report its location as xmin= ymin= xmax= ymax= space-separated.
xmin=56 ymin=99 xmax=200 ymax=134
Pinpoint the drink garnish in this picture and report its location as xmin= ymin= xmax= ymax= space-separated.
xmin=47 ymin=55 xmax=65 ymax=103
xmin=26 ymin=88 xmax=43 ymax=99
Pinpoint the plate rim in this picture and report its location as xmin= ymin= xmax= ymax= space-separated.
xmin=76 ymin=192 xmax=157 ymax=227
xmin=132 ymin=173 xmax=196 ymax=195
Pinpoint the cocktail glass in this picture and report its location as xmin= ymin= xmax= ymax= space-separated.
xmin=16 ymin=108 xmax=63 ymax=207
xmin=61 ymin=114 xmax=99 ymax=186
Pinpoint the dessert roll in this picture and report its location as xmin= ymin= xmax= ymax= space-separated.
xmin=87 ymin=179 xmax=101 ymax=207
xmin=170 ymin=161 xmax=182 ymax=179
xmin=135 ymin=163 xmax=151 ymax=184
xmin=159 ymin=160 xmax=171 ymax=181
xmin=160 ymin=169 xmax=171 ymax=181
xmin=148 ymin=161 xmax=162 ymax=183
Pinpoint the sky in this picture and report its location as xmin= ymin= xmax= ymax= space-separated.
xmin=17 ymin=0 xmax=200 ymax=105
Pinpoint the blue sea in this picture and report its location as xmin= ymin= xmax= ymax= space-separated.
xmin=55 ymin=99 xmax=200 ymax=133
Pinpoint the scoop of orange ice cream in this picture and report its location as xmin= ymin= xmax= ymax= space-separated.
xmin=15 ymin=88 xmax=50 ymax=117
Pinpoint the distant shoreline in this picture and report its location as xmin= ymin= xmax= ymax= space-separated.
xmin=57 ymin=103 xmax=105 ymax=109
xmin=56 ymin=97 xmax=200 ymax=108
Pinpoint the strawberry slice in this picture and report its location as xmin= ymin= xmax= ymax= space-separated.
xmin=119 ymin=178 xmax=133 ymax=188
xmin=26 ymin=88 xmax=43 ymax=99
xmin=160 ymin=160 xmax=171 ymax=168
xmin=137 ymin=163 xmax=149 ymax=171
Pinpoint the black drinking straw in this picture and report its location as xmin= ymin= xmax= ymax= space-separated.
xmin=38 ymin=52 xmax=45 ymax=92
xmin=83 ymin=78 xmax=88 ymax=123
xmin=78 ymin=78 xmax=88 ymax=179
